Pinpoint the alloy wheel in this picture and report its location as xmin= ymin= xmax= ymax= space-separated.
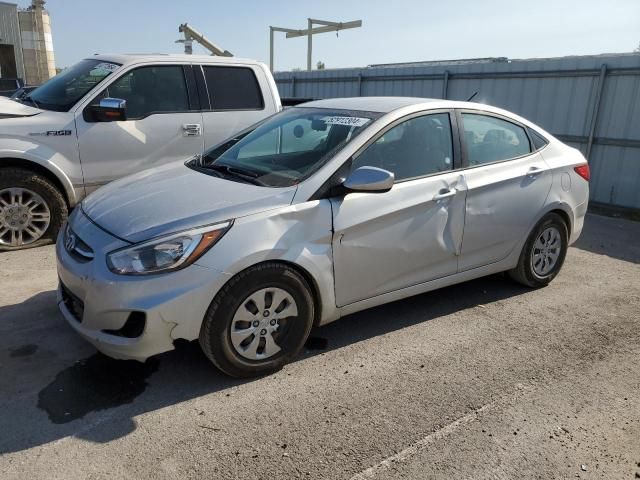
xmin=0 ymin=187 xmax=51 ymax=247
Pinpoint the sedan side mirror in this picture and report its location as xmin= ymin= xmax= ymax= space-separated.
xmin=86 ymin=97 xmax=127 ymax=122
xmin=343 ymin=166 xmax=394 ymax=193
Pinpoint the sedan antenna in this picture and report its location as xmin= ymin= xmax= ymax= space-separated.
xmin=466 ymin=91 xmax=478 ymax=101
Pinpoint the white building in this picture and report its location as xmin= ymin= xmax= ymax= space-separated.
xmin=0 ymin=0 xmax=55 ymax=85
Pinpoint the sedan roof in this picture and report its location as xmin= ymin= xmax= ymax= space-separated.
xmin=301 ymin=96 xmax=442 ymax=113
xmin=299 ymin=97 xmax=550 ymax=136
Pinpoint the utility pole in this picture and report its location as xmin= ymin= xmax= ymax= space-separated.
xmin=307 ymin=18 xmax=313 ymax=72
xmin=269 ymin=18 xmax=362 ymax=72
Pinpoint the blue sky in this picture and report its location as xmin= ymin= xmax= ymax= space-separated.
xmin=17 ymin=0 xmax=640 ymax=71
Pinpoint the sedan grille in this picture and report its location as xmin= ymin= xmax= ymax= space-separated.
xmin=64 ymin=224 xmax=94 ymax=261
xmin=60 ymin=281 xmax=84 ymax=323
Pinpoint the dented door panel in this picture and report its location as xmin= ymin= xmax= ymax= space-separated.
xmin=331 ymin=173 xmax=467 ymax=307
xmin=459 ymin=153 xmax=553 ymax=271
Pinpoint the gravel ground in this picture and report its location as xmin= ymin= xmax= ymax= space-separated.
xmin=0 ymin=213 xmax=638 ymax=479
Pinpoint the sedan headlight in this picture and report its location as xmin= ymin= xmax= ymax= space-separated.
xmin=107 ymin=221 xmax=232 ymax=275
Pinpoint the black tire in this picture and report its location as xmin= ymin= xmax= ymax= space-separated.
xmin=199 ymin=262 xmax=314 ymax=378
xmin=0 ymin=168 xmax=68 ymax=251
xmin=508 ymin=212 xmax=569 ymax=288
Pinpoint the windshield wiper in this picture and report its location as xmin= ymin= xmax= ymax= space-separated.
xmin=207 ymin=163 xmax=263 ymax=186
xmin=22 ymin=95 xmax=40 ymax=109
xmin=188 ymin=153 xmax=204 ymax=168
xmin=188 ymin=154 xmax=225 ymax=179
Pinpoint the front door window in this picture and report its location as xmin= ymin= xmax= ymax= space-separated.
xmin=101 ymin=66 xmax=190 ymax=119
xmin=352 ymin=112 xmax=454 ymax=180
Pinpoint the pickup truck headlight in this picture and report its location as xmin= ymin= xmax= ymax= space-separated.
xmin=107 ymin=221 xmax=231 ymax=275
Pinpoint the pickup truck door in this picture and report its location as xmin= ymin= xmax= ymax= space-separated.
xmin=74 ymin=64 xmax=204 ymax=193
xmin=196 ymin=64 xmax=278 ymax=150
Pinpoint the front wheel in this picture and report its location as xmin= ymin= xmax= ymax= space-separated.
xmin=0 ymin=168 xmax=68 ymax=251
xmin=199 ymin=262 xmax=314 ymax=378
xmin=508 ymin=212 xmax=569 ymax=288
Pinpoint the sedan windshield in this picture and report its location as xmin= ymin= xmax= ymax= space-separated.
xmin=22 ymin=59 xmax=120 ymax=112
xmin=196 ymin=107 xmax=382 ymax=187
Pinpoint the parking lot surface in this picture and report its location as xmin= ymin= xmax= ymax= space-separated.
xmin=0 ymin=213 xmax=639 ymax=479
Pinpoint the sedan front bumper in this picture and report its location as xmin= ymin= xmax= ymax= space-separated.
xmin=55 ymin=210 xmax=231 ymax=361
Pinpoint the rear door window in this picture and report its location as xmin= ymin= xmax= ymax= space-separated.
xmin=203 ymin=66 xmax=264 ymax=110
xmin=461 ymin=113 xmax=531 ymax=166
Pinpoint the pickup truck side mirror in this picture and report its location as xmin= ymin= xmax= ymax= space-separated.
xmin=85 ymin=97 xmax=127 ymax=122
xmin=343 ymin=166 xmax=394 ymax=193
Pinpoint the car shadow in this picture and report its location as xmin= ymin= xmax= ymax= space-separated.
xmin=573 ymin=213 xmax=640 ymax=264
xmin=0 ymin=272 xmax=529 ymax=455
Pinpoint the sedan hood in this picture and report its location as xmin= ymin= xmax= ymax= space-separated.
xmin=81 ymin=162 xmax=297 ymax=243
xmin=0 ymin=96 xmax=41 ymax=117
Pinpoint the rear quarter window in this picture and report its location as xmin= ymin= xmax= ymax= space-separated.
xmin=203 ymin=66 xmax=264 ymax=110
xmin=528 ymin=128 xmax=550 ymax=151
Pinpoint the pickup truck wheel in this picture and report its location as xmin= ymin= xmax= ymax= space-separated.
xmin=0 ymin=168 xmax=68 ymax=251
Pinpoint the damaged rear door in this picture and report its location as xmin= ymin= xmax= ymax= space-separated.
xmin=331 ymin=110 xmax=466 ymax=307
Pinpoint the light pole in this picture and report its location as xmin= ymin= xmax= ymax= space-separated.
xmin=269 ymin=18 xmax=362 ymax=72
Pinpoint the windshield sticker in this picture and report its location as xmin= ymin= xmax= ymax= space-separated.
xmin=321 ymin=116 xmax=371 ymax=128
xmin=89 ymin=62 xmax=119 ymax=77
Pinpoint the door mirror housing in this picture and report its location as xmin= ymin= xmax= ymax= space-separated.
xmin=343 ymin=166 xmax=394 ymax=193
xmin=86 ymin=97 xmax=127 ymax=122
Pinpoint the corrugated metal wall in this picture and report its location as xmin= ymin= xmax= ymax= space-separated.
xmin=0 ymin=1 xmax=25 ymax=80
xmin=274 ymin=54 xmax=640 ymax=210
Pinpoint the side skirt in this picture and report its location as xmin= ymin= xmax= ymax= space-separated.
xmin=323 ymin=254 xmax=519 ymax=325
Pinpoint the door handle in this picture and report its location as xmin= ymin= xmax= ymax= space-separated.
xmin=433 ymin=188 xmax=457 ymax=201
xmin=183 ymin=123 xmax=202 ymax=137
xmin=526 ymin=166 xmax=546 ymax=177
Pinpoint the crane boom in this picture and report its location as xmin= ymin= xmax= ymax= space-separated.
xmin=178 ymin=23 xmax=233 ymax=57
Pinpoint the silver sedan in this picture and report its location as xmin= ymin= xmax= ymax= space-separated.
xmin=56 ymin=97 xmax=589 ymax=377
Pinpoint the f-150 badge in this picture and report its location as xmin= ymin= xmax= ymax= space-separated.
xmin=29 ymin=130 xmax=72 ymax=136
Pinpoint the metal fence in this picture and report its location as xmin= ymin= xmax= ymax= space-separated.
xmin=274 ymin=54 xmax=640 ymax=210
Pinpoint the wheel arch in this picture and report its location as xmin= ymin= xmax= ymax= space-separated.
xmin=541 ymin=205 xmax=573 ymax=232
xmin=525 ymin=202 xmax=574 ymax=237
xmin=241 ymin=259 xmax=324 ymax=327
xmin=0 ymin=157 xmax=77 ymax=208
xmin=548 ymin=207 xmax=572 ymax=232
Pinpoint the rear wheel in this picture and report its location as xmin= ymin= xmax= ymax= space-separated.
xmin=199 ymin=262 xmax=314 ymax=378
xmin=508 ymin=212 xmax=568 ymax=288
xmin=0 ymin=168 xmax=68 ymax=251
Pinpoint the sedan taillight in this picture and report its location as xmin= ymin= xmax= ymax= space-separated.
xmin=574 ymin=164 xmax=590 ymax=182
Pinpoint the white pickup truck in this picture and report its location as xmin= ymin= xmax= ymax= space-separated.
xmin=0 ymin=54 xmax=283 ymax=250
